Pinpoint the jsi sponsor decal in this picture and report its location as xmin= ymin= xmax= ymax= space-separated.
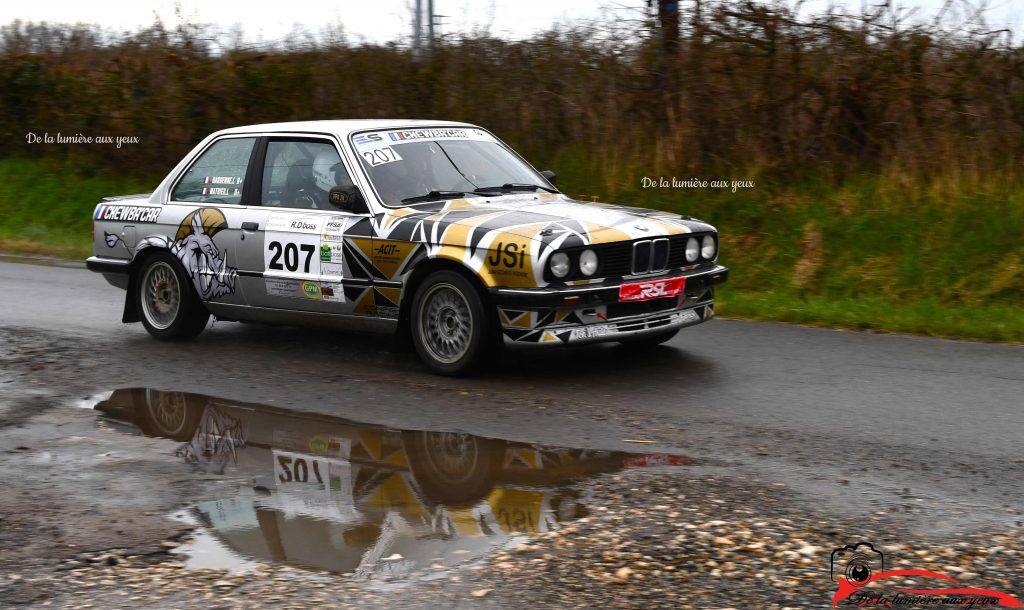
xmin=487 ymin=242 xmax=527 ymax=269
xmin=619 ymin=276 xmax=686 ymax=302
xmin=93 ymin=205 xmax=160 ymax=223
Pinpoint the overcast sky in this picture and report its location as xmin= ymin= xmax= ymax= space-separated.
xmin=1 ymin=0 xmax=1020 ymax=45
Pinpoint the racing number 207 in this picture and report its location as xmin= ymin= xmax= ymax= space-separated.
xmin=277 ymin=454 xmax=323 ymax=484
xmin=268 ymin=241 xmax=315 ymax=273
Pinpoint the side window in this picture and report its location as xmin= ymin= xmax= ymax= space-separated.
xmin=262 ymin=140 xmax=353 ymax=210
xmin=171 ymin=137 xmax=256 ymax=204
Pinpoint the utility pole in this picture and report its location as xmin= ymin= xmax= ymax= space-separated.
xmin=412 ymin=0 xmax=435 ymax=60
xmin=427 ymin=0 xmax=435 ymax=54
xmin=413 ymin=0 xmax=423 ymax=60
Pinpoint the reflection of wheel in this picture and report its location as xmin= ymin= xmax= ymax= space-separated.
xmin=132 ymin=388 xmax=205 ymax=441
xmin=136 ymin=252 xmax=210 ymax=340
xmin=410 ymin=270 xmax=497 ymax=376
xmin=403 ymin=431 xmax=504 ymax=505
xmin=618 ymin=328 xmax=679 ymax=348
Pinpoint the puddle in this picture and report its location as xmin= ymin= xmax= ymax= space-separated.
xmin=91 ymin=388 xmax=690 ymax=582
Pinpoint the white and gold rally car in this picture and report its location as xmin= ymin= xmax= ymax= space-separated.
xmin=88 ymin=120 xmax=728 ymax=374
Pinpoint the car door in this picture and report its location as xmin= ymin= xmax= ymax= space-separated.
xmin=237 ymin=136 xmax=369 ymax=314
xmin=163 ymin=135 xmax=261 ymax=308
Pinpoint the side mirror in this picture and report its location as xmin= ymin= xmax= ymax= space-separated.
xmin=329 ymin=185 xmax=369 ymax=214
xmin=540 ymin=170 xmax=557 ymax=186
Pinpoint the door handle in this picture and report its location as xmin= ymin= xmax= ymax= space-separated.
xmin=241 ymin=222 xmax=259 ymax=231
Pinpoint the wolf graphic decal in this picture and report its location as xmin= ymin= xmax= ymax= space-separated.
xmin=171 ymin=208 xmax=237 ymax=300
xmin=104 ymin=207 xmax=238 ymax=300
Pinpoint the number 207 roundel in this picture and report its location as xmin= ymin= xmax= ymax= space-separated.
xmin=619 ymin=277 xmax=686 ymax=302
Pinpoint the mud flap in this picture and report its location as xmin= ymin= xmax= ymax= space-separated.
xmin=122 ymin=273 xmax=140 ymax=323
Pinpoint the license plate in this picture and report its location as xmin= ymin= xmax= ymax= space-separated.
xmin=619 ymin=276 xmax=686 ymax=302
xmin=671 ymin=309 xmax=701 ymax=325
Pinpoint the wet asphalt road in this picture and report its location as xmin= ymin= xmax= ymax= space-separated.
xmin=1 ymin=258 xmax=1022 ymax=532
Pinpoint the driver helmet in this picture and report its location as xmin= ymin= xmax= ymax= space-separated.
xmin=312 ymin=150 xmax=343 ymax=193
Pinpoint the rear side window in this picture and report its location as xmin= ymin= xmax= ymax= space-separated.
xmin=171 ymin=137 xmax=256 ymax=204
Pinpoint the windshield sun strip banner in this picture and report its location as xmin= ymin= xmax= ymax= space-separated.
xmin=351 ymin=128 xmax=498 ymax=150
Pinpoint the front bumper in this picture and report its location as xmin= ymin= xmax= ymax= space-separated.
xmin=490 ymin=264 xmax=727 ymax=345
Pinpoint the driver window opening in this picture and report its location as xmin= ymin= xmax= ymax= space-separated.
xmin=262 ymin=140 xmax=353 ymax=210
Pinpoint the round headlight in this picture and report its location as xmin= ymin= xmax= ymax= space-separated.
xmin=579 ymin=249 xmax=598 ymax=276
xmin=685 ymin=237 xmax=699 ymax=263
xmin=701 ymin=235 xmax=716 ymax=259
xmin=550 ymin=252 xmax=570 ymax=278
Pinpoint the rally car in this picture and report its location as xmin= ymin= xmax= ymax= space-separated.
xmin=87 ymin=120 xmax=728 ymax=374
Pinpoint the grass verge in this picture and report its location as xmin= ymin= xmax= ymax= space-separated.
xmin=1 ymin=156 xmax=1020 ymax=343
xmin=718 ymin=290 xmax=1024 ymax=343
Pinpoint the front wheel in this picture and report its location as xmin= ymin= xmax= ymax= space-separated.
xmin=136 ymin=251 xmax=210 ymax=341
xmin=410 ymin=270 xmax=495 ymax=376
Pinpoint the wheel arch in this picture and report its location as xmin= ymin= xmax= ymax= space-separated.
xmin=123 ymin=244 xmax=205 ymax=323
xmin=397 ymin=257 xmax=494 ymax=337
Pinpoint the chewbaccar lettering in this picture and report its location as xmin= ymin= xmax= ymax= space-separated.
xmin=94 ymin=205 xmax=161 ymax=223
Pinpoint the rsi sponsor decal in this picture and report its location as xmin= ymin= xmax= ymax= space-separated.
xmin=94 ymin=204 xmax=160 ymax=223
xmin=619 ymin=276 xmax=686 ymax=303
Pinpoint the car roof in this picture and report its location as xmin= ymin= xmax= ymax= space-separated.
xmin=215 ymin=119 xmax=478 ymax=138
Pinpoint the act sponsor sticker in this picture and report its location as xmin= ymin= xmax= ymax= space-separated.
xmin=619 ymin=276 xmax=686 ymax=303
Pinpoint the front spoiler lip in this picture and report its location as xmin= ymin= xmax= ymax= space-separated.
xmin=561 ymin=304 xmax=712 ymax=345
xmin=490 ymin=264 xmax=728 ymax=308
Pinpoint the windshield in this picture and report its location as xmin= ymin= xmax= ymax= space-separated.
xmin=351 ymin=127 xmax=550 ymax=206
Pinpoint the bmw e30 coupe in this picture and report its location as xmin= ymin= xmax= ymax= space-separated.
xmin=88 ymin=120 xmax=728 ymax=374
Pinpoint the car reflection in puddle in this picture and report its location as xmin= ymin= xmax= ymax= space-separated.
xmin=92 ymin=388 xmax=690 ymax=582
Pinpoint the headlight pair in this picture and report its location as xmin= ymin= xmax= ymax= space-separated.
xmin=549 ymin=248 xmax=599 ymax=279
xmin=684 ymin=235 xmax=717 ymax=263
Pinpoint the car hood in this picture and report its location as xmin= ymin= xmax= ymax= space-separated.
xmin=376 ymin=193 xmax=715 ymax=250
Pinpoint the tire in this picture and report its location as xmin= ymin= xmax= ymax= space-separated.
xmin=403 ymin=430 xmax=503 ymax=505
xmin=618 ymin=327 xmax=680 ymax=348
xmin=136 ymin=251 xmax=210 ymax=341
xmin=132 ymin=388 xmax=205 ymax=441
xmin=410 ymin=270 xmax=495 ymax=376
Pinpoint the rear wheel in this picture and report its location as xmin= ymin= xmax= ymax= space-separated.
xmin=136 ymin=252 xmax=210 ymax=341
xmin=410 ymin=270 xmax=496 ymax=376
